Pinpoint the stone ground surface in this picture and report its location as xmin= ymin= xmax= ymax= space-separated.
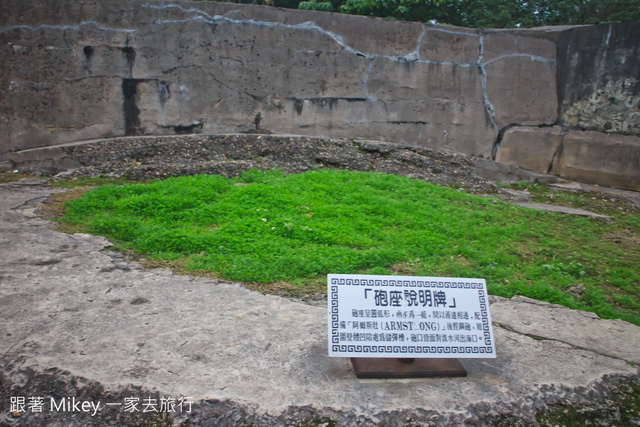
xmin=1 ymin=178 xmax=640 ymax=426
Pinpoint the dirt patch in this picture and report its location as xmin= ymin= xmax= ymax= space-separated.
xmin=37 ymin=187 xmax=92 ymax=219
xmin=603 ymin=229 xmax=640 ymax=247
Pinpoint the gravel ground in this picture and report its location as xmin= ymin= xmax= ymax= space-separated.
xmin=53 ymin=134 xmax=497 ymax=193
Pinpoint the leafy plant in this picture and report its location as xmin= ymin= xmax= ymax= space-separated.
xmin=299 ymin=0 xmax=334 ymax=12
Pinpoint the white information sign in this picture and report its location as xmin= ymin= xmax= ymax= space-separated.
xmin=328 ymin=274 xmax=496 ymax=358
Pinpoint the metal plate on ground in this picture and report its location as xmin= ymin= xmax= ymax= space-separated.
xmin=351 ymin=357 xmax=467 ymax=379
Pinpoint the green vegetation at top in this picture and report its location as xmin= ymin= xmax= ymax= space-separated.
xmin=302 ymin=0 xmax=640 ymax=28
xmin=56 ymin=169 xmax=640 ymax=326
xmin=199 ymin=0 xmax=640 ymax=28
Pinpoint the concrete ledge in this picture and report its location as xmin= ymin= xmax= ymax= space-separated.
xmin=496 ymin=125 xmax=563 ymax=173
xmin=9 ymin=144 xmax=82 ymax=174
xmin=493 ymin=126 xmax=640 ymax=191
xmin=552 ymin=129 xmax=640 ymax=191
xmin=492 ymin=296 xmax=639 ymax=364
xmin=473 ymin=157 xmax=565 ymax=184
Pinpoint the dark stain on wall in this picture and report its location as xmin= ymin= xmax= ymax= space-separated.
xmin=294 ymin=99 xmax=304 ymax=116
xmin=122 ymin=79 xmax=141 ymax=136
xmin=121 ymin=46 xmax=136 ymax=76
xmin=83 ymin=45 xmax=94 ymax=60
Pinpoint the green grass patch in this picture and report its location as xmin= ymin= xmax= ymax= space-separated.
xmin=56 ymin=169 xmax=640 ymax=325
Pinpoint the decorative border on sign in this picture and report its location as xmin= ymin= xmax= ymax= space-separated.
xmin=330 ymin=277 xmax=485 ymax=289
xmin=329 ymin=277 xmax=492 ymax=353
xmin=330 ymin=345 xmax=494 ymax=354
xmin=331 ymin=285 xmax=339 ymax=344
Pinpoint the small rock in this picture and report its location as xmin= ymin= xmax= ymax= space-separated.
xmin=568 ymin=284 xmax=586 ymax=297
xmin=11 ymin=411 xmax=23 ymax=418
xmin=53 ymin=169 xmax=77 ymax=179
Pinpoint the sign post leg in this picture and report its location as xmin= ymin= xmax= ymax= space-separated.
xmin=350 ymin=358 xmax=467 ymax=379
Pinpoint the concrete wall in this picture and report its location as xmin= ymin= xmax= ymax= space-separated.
xmin=558 ymin=23 xmax=640 ymax=137
xmin=0 ymin=0 xmax=638 ymax=190
xmin=497 ymin=23 xmax=640 ymax=190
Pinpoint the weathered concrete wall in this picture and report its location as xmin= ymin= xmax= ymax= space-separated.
xmin=497 ymin=126 xmax=640 ymax=190
xmin=557 ymin=23 xmax=640 ymax=136
xmin=0 ymin=0 xmax=638 ymax=190
xmin=495 ymin=23 xmax=640 ymax=190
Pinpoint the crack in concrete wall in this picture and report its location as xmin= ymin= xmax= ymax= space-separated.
xmin=478 ymin=35 xmax=499 ymax=146
xmin=1 ymin=1 xmax=637 ymax=189
xmin=0 ymin=2 xmax=555 ymax=143
xmin=142 ymin=3 xmax=552 ymax=69
xmin=139 ymin=2 xmax=556 ymax=156
xmin=362 ymin=58 xmax=377 ymax=101
xmin=143 ymin=3 xmax=478 ymax=65
xmin=482 ymin=53 xmax=554 ymax=66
